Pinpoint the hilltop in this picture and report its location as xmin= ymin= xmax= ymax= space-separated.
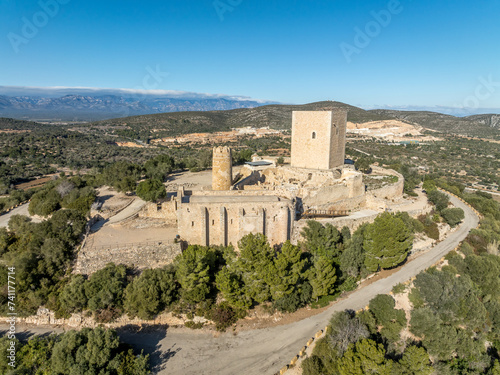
xmin=0 ymin=117 xmax=52 ymax=131
xmin=2 ymin=100 xmax=499 ymax=140
xmin=89 ymin=101 xmax=500 ymax=139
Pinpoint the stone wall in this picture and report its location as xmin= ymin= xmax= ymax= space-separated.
xmin=367 ymin=166 xmax=405 ymax=201
xmin=329 ymin=109 xmax=347 ymax=169
xmin=0 ymin=307 xmax=202 ymax=330
xmin=212 ymin=146 xmax=232 ymax=190
xmin=74 ymin=242 xmax=182 ymax=275
xmin=301 ymin=170 xmax=365 ymax=209
xmin=139 ymin=200 xmax=178 ymax=225
xmin=177 ymin=196 xmax=293 ymax=248
xmin=291 ymin=110 xmax=347 ymax=170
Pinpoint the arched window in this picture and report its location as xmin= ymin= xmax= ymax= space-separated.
xmin=312 ymin=131 xmax=316 ymax=139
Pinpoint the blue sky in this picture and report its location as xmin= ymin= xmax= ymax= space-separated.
xmin=1 ymin=0 xmax=500 ymax=109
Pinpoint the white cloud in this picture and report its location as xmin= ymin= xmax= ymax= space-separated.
xmin=0 ymin=85 xmax=275 ymax=104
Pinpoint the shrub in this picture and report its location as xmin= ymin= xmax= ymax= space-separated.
xmin=94 ymin=307 xmax=121 ymax=323
xmin=339 ymin=276 xmax=358 ymax=293
xmin=273 ymin=292 xmax=302 ymax=313
xmin=392 ymin=283 xmax=406 ymax=295
xmin=184 ymin=320 xmax=203 ymax=329
xmin=207 ymin=302 xmax=240 ymax=332
xmin=419 ymin=215 xmax=440 ymax=240
xmin=441 ymin=208 xmax=465 ymax=227
xmin=427 ymin=190 xmax=449 ymax=212
xmin=302 ymin=355 xmax=325 ymax=375
xmin=136 ymin=179 xmax=166 ymax=202
xmin=123 ymin=266 xmax=178 ymax=320
xmin=85 ymin=263 xmax=128 ymax=312
xmin=327 ymin=311 xmax=369 ymax=356
xmin=50 ymin=328 xmax=149 ymax=374
xmin=58 ymin=275 xmax=88 ymax=315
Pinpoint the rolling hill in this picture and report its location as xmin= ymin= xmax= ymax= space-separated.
xmin=2 ymin=100 xmax=499 ymax=139
xmin=90 ymin=101 xmax=500 ymax=138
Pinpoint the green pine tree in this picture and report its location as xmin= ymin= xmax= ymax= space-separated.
xmin=309 ymin=255 xmax=337 ymax=300
xmin=363 ymin=212 xmax=413 ymax=272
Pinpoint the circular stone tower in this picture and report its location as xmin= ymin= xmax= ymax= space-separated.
xmin=212 ymin=146 xmax=233 ymax=191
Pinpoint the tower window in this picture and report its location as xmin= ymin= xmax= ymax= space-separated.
xmin=312 ymin=132 xmax=317 ymax=139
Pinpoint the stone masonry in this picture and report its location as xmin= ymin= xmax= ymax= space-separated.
xmin=136 ymin=110 xmax=403 ymax=250
xmin=291 ymin=110 xmax=347 ymax=170
xmin=212 ymin=146 xmax=233 ymax=190
xmin=75 ymin=242 xmax=182 ymax=275
xmin=176 ymin=195 xmax=293 ymax=247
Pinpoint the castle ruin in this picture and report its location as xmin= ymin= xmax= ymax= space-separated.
xmin=291 ymin=110 xmax=347 ymax=170
xmin=212 ymin=146 xmax=233 ymax=191
xmin=140 ymin=110 xmax=404 ymax=248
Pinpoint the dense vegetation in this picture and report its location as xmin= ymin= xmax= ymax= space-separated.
xmin=0 ymin=206 xmax=425 ymax=332
xmin=348 ymin=135 xmax=500 ymax=192
xmin=302 ymin=243 xmax=500 ymax=375
xmin=3 ymin=172 xmax=474 ymax=329
xmin=28 ymin=177 xmax=97 ymax=217
xmin=0 ymin=189 xmax=33 ymax=212
xmin=0 ymin=124 xmax=161 ymax=188
xmin=0 ymin=210 xmax=86 ymax=315
xmin=0 ymin=118 xmax=287 ymax=192
xmin=80 ymin=101 xmax=500 ymax=139
xmin=0 ymin=328 xmax=150 ymax=374
xmin=2 ymin=111 xmax=498 ymax=195
xmin=424 ymin=178 xmax=500 ymax=254
xmin=302 ymin=188 xmax=500 ymax=375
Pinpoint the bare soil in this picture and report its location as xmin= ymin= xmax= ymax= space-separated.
xmin=14 ymin=175 xmax=55 ymax=190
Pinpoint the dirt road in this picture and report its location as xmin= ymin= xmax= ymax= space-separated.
xmin=0 ymin=194 xmax=478 ymax=375
xmin=120 ymin=194 xmax=478 ymax=375
xmin=0 ymin=203 xmax=42 ymax=228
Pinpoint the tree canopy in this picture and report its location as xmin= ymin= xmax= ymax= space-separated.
xmin=363 ymin=212 xmax=413 ymax=272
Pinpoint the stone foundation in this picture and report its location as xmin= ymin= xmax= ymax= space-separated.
xmin=74 ymin=242 xmax=182 ymax=275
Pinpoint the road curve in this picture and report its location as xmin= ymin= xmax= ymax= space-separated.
xmin=120 ymin=194 xmax=479 ymax=375
xmin=0 ymin=194 xmax=478 ymax=375
xmin=0 ymin=203 xmax=41 ymax=228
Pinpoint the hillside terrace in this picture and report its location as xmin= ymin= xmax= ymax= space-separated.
xmin=150 ymin=126 xmax=288 ymax=146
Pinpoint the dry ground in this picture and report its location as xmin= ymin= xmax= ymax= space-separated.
xmin=14 ymin=175 xmax=55 ymax=190
xmin=0 ymin=195 xmax=478 ymax=375
xmin=164 ymin=166 xmax=244 ymax=191
xmin=347 ymin=120 xmax=441 ymax=142
xmin=84 ymin=187 xmax=176 ymax=250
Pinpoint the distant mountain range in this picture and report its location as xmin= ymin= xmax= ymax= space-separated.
xmin=0 ymin=86 xmax=277 ymax=121
xmin=0 ymin=100 xmax=499 ymax=139
xmin=0 ymin=95 xmax=274 ymax=122
xmin=0 ymin=86 xmax=499 ymax=138
xmin=1 ymin=86 xmax=499 ymax=123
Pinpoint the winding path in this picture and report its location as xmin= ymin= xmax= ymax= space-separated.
xmin=0 ymin=203 xmax=41 ymax=228
xmin=0 ymin=194 xmax=479 ymax=375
